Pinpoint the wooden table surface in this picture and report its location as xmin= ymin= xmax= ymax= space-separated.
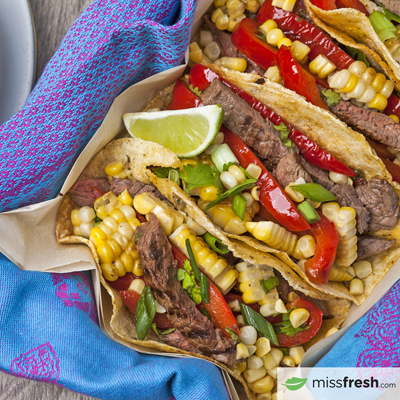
xmin=0 ymin=1 xmax=97 ymax=399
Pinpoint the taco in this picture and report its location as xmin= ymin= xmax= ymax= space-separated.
xmin=304 ymin=0 xmax=400 ymax=88
xmin=197 ymin=0 xmax=400 ymax=195
xmin=56 ymin=137 xmax=350 ymax=400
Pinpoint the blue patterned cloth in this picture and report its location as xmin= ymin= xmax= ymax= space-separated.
xmin=0 ymin=0 xmax=230 ymax=399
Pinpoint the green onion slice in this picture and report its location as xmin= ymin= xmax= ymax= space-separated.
xmin=204 ymin=178 xmax=257 ymax=211
xmin=168 ymin=168 xmax=180 ymax=185
xmin=186 ymin=239 xmax=201 ymax=283
xmin=200 ymin=274 xmax=209 ymax=304
xmin=369 ymin=11 xmax=397 ymax=42
xmin=383 ymin=5 xmax=400 ymax=24
xmin=290 ymin=183 xmax=337 ymax=202
xmin=135 ymin=286 xmax=157 ymax=340
xmin=240 ymin=302 xmax=279 ymax=346
xmin=298 ymin=201 xmax=321 ymax=224
xmin=233 ymin=192 xmax=246 ymax=220
xmin=211 ymin=144 xmax=239 ymax=173
xmin=203 ymin=232 xmax=229 ymax=254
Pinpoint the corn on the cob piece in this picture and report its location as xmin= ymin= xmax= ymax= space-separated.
xmin=197 ymin=199 xmax=257 ymax=235
xmin=309 ymin=54 xmax=336 ymax=79
xmin=84 ymin=194 xmax=143 ymax=281
xmin=245 ymin=221 xmax=298 ymax=256
xmin=328 ymin=264 xmax=354 ymax=282
xmin=71 ymin=206 xmax=96 ymax=238
xmin=214 ymin=57 xmax=247 ymax=72
xmin=169 ymin=224 xmax=238 ymax=293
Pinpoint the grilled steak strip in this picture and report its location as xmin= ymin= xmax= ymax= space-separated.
xmin=69 ymin=178 xmax=111 ymax=207
xmin=330 ymin=184 xmax=370 ymax=235
xmin=329 ymin=100 xmax=400 ymax=151
xmin=300 ymin=158 xmax=334 ymax=190
xmin=134 ymin=214 xmax=240 ymax=366
xmin=110 ymin=177 xmax=166 ymax=201
xmin=274 ymin=271 xmax=332 ymax=319
xmin=355 ymin=177 xmax=400 ymax=231
xmin=201 ymin=79 xmax=292 ymax=170
xmin=356 ymin=236 xmax=396 ymax=261
xmin=203 ymin=14 xmax=265 ymax=75
xmin=379 ymin=0 xmax=400 ymax=16
xmin=275 ymin=153 xmax=313 ymax=188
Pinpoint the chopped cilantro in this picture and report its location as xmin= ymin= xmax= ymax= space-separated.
xmin=321 ymin=89 xmax=341 ymax=107
xmin=274 ymin=123 xmax=293 ymax=150
xmin=152 ymin=166 xmax=170 ymax=179
xmin=273 ymin=307 xmax=310 ymax=337
xmin=151 ymin=323 xmax=175 ymax=341
xmin=189 ymin=84 xmax=202 ymax=97
xmin=179 ymin=162 xmax=223 ymax=194
xmin=256 ymin=29 xmax=267 ymax=42
xmin=260 ymin=276 xmax=279 ymax=294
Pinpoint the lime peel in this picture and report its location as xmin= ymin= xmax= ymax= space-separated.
xmin=123 ymin=105 xmax=223 ymax=158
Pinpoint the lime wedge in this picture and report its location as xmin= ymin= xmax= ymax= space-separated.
xmin=123 ymin=105 xmax=223 ymax=158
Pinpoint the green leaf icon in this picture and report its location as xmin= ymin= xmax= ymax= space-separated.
xmin=282 ymin=377 xmax=308 ymax=391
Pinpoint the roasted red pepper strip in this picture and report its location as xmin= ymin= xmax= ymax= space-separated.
xmin=120 ymin=290 xmax=174 ymax=330
xmin=258 ymin=1 xmax=354 ymax=69
xmin=170 ymin=245 xmax=239 ymax=336
xmin=381 ymin=158 xmax=400 ymax=184
xmin=276 ymin=45 xmax=329 ymax=110
xmin=310 ymin=0 xmax=337 ymax=9
xmin=335 ymin=0 xmax=369 ymax=15
xmin=384 ymin=95 xmax=400 ymax=119
xmin=222 ymin=126 xmax=310 ymax=231
xmin=189 ymin=64 xmax=355 ymax=177
xmin=167 ymin=80 xmax=203 ymax=110
xmin=231 ymin=18 xmax=278 ymax=71
xmin=304 ymin=212 xmax=338 ymax=284
xmin=271 ymin=297 xmax=323 ymax=347
xmin=106 ymin=272 xmax=144 ymax=291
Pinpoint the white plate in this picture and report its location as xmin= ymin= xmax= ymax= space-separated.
xmin=0 ymin=0 xmax=37 ymax=125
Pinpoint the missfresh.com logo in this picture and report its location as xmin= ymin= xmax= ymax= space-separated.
xmin=278 ymin=368 xmax=400 ymax=400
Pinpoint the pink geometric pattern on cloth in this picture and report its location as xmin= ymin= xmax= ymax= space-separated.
xmin=355 ymin=283 xmax=400 ymax=367
xmin=51 ymin=272 xmax=98 ymax=324
xmin=10 ymin=343 xmax=60 ymax=383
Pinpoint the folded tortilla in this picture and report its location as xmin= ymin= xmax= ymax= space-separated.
xmin=304 ymin=0 xmax=400 ymax=92
xmin=56 ymin=137 xmax=350 ymax=400
xmin=141 ymin=63 xmax=400 ymax=306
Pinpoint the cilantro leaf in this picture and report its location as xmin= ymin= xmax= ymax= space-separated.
xmin=152 ymin=166 xmax=170 ymax=179
xmin=321 ymin=89 xmax=341 ymax=107
xmin=346 ymin=46 xmax=370 ymax=67
xmin=260 ymin=276 xmax=279 ymax=294
xmin=180 ymin=162 xmax=222 ymax=194
xmin=278 ymin=347 xmax=289 ymax=356
xmin=189 ymin=84 xmax=202 ymax=96
xmin=274 ymin=320 xmax=310 ymax=337
xmin=176 ymin=261 xmax=202 ymax=305
xmin=204 ymin=178 xmax=257 ymax=210
xmin=256 ymin=29 xmax=267 ymax=42
xmin=274 ymin=123 xmax=293 ymax=150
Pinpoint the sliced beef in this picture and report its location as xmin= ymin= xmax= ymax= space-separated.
xmin=201 ymin=79 xmax=291 ymax=169
xmin=203 ymin=14 xmax=265 ymax=75
xmin=300 ymin=158 xmax=334 ymax=190
xmin=293 ymin=0 xmax=313 ymax=23
xmin=329 ymin=100 xmax=400 ymax=151
xmin=134 ymin=214 xmax=240 ymax=366
xmin=356 ymin=236 xmax=396 ymax=261
xmin=110 ymin=177 xmax=166 ymax=201
xmin=379 ymin=0 xmax=400 ymax=16
xmin=275 ymin=153 xmax=313 ymax=188
xmin=274 ymin=271 xmax=332 ymax=319
xmin=69 ymin=178 xmax=110 ymax=207
xmin=330 ymin=184 xmax=370 ymax=234
xmin=355 ymin=177 xmax=400 ymax=231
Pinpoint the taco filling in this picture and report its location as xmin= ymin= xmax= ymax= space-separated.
xmin=193 ymin=0 xmax=400 ymax=189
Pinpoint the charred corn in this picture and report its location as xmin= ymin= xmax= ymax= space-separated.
xmin=169 ymin=224 xmax=238 ymax=293
xmin=328 ymin=264 xmax=354 ymax=282
xmin=245 ymin=221 xmax=298 ymax=256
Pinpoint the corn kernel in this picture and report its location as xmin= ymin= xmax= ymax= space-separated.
xmin=216 ymin=14 xmax=229 ymax=30
xmin=289 ymin=346 xmax=305 ymax=365
xmin=224 ymin=216 xmax=247 ymax=235
xmin=282 ymin=355 xmax=296 ymax=367
xmin=321 ymin=202 xmax=340 ymax=222
xmin=259 ymin=19 xmax=277 ymax=36
xmin=252 ymin=375 xmax=275 ymax=394
xmin=282 ymin=0 xmax=298 ymax=12
xmin=120 ymin=252 xmax=135 ymax=273
xmin=244 ymin=367 xmax=267 ymax=383
xmin=340 ymin=73 xmax=358 ymax=93
xmin=110 ymin=210 xmax=126 ymax=224
xmin=350 ymin=278 xmax=364 ymax=295
xmin=246 ymin=163 xmax=262 ymax=179
xmin=325 ymin=327 xmax=339 ymax=338
xmin=289 ymin=308 xmax=310 ymax=328
xmin=278 ymin=37 xmax=292 ymax=48
xmin=105 ymin=161 xmax=124 ymax=176
xmin=132 ymin=260 xmax=143 ymax=277
xmin=262 ymin=353 xmax=277 ymax=370
xmin=348 ymin=60 xmax=367 ymax=78
xmin=118 ymin=189 xmax=133 ymax=206
xmin=353 ymin=260 xmax=372 ymax=279
xmin=291 ymin=40 xmax=310 ymax=64
xmin=101 ymin=263 xmax=118 ymax=281
xmin=71 ymin=209 xmax=81 ymax=226
xmin=255 ymin=337 xmax=271 ymax=358
xmin=270 ymin=348 xmax=283 ymax=365
xmin=368 ymin=93 xmax=388 ymax=111
xmin=285 ymin=184 xmax=304 ymax=203
xmin=264 ymin=66 xmax=282 ymax=84
xmin=389 ymin=114 xmax=400 ymax=123
xmin=97 ymin=243 xmax=115 ymax=264
xmin=211 ymin=7 xmax=225 ymax=23
xmin=107 ymin=239 xmax=122 ymax=258
xmin=267 ymin=29 xmax=285 ymax=47
xmin=129 ymin=279 xmax=146 ymax=294
xmin=199 ymin=185 xmax=219 ymax=202
xmin=208 ymin=258 xmax=227 ymax=279
xmin=133 ymin=193 xmax=157 ymax=215
xmin=236 ymin=342 xmax=250 ymax=359
xmin=229 ymin=164 xmax=246 ymax=184
xmin=371 ymin=73 xmax=386 ymax=93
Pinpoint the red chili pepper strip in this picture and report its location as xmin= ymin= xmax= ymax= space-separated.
xmin=310 ymin=0 xmax=337 ymax=9
xmin=167 ymin=80 xmax=203 ymax=110
xmin=222 ymin=126 xmax=310 ymax=231
xmin=335 ymin=0 xmax=369 ymax=15
xmin=257 ymin=1 xmax=354 ymax=69
xmin=276 ymin=45 xmax=329 ymax=110
xmin=224 ymin=293 xmax=260 ymax=313
xmin=304 ymin=212 xmax=338 ymax=284
xmin=170 ymin=244 xmax=239 ymax=336
xmin=381 ymin=158 xmax=400 ymax=184
xmin=106 ymin=272 xmax=143 ymax=291
xmin=135 ymin=210 xmax=147 ymax=223
xmin=191 ymin=64 xmax=355 ymax=177
xmin=231 ymin=18 xmax=278 ymax=71
xmin=271 ymin=297 xmax=323 ymax=347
